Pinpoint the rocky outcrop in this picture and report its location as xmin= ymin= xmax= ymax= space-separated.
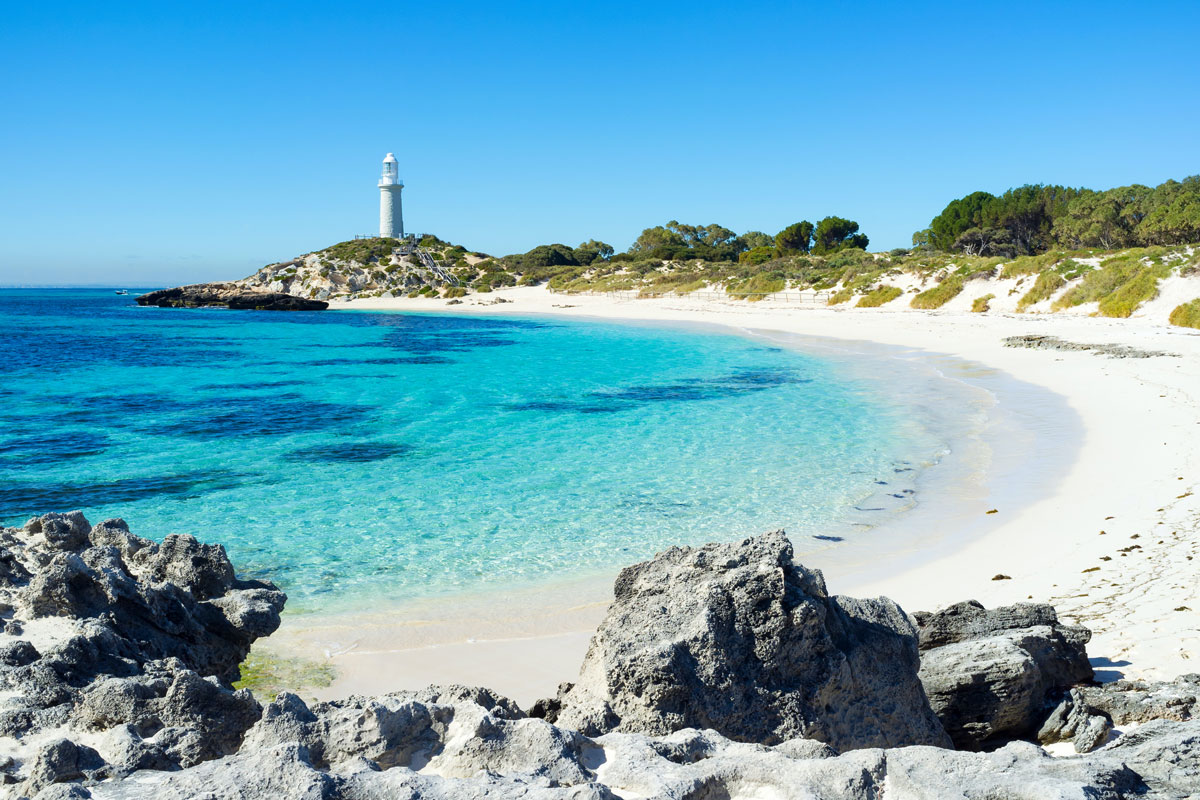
xmin=0 ymin=512 xmax=284 ymax=795
xmin=136 ymin=284 xmax=328 ymax=311
xmin=68 ymin=697 xmax=1199 ymax=800
xmin=914 ymin=600 xmax=1093 ymax=750
xmin=7 ymin=520 xmax=1200 ymax=798
xmin=550 ymin=531 xmax=951 ymax=750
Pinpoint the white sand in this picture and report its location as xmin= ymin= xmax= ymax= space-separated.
xmin=266 ymin=288 xmax=1200 ymax=707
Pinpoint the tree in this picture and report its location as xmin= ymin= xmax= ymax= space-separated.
xmin=1053 ymin=186 xmax=1149 ymax=249
xmin=811 ymin=217 xmax=869 ymax=254
xmin=952 ymin=226 xmax=1015 ymax=257
xmin=573 ymin=239 xmax=614 ymax=264
xmin=740 ymin=231 xmax=775 ymax=250
xmin=626 ymin=221 xmax=745 ymax=262
xmin=927 ymin=191 xmax=994 ymax=251
xmin=629 ymin=225 xmax=683 ymax=253
xmin=775 ymin=221 xmax=814 ymax=253
xmin=928 ymin=185 xmax=1088 ymax=255
xmin=1136 ymin=177 xmax=1200 ymax=245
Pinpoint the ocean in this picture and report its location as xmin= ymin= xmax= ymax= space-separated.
xmin=0 ymin=289 xmax=949 ymax=614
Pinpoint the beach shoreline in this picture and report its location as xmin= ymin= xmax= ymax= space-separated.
xmin=255 ymin=288 xmax=1200 ymax=707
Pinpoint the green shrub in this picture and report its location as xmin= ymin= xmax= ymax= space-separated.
xmin=727 ymin=273 xmax=785 ymax=300
xmin=856 ymin=285 xmax=902 ymax=307
xmin=827 ymin=288 xmax=853 ymax=305
xmin=1017 ymin=271 xmax=1066 ymax=310
xmin=1000 ymin=251 xmax=1073 ymax=278
xmin=1053 ymin=250 xmax=1172 ymax=315
xmin=406 ymin=290 xmax=420 ymax=298
xmin=443 ymin=286 xmax=467 ymax=299
xmin=910 ymin=275 xmax=964 ymax=309
xmin=1054 ymin=259 xmax=1090 ymax=280
xmin=739 ymin=246 xmax=777 ymax=266
xmin=971 ymin=293 xmax=995 ymax=312
xmin=1168 ymin=298 xmax=1200 ymax=329
xmin=319 ymin=238 xmax=397 ymax=264
xmin=1098 ymin=268 xmax=1161 ymax=317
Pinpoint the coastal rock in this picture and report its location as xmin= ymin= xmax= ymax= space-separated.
xmin=1038 ymin=674 xmax=1200 ymax=753
xmin=77 ymin=718 xmax=1157 ymax=800
xmin=136 ymin=284 xmax=328 ymax=311
xmin=243 ymin=687 xmax=592 ymax=784
xmin=1094 ymin=718 xmax=1200 ymax=799
xmin=1079 ymin=674 xmax=1200 ymax=726
xmin=552 ymin=531 xmax=952 ymax=750
xmin=1001 ymin=334 xmax=1176 ymax=359
xmin=914 ymin=600 xmax=1093 ymax=750
xmin=0 ymin=513 xmax=284 ymax=794
xmin=9 ymin=515 xmax=1200 ymax=798
xmin=1037 ymin=688 xmax=1113 ymax=753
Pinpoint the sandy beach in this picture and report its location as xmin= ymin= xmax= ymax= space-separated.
xmin=263 ymin=287 xmax=1200 ymax=708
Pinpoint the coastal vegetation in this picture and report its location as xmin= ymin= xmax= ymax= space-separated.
xmin=1017 ymin=271 xmax=1066 ymax=310
xmin=917 ymin=176 xmax=1200 ymax=256
xmin=971 ymin=294 xmax=995 ymax=312
xmin=910 ymin=276 xmax=964 ymax=309
xmin=234 ymin=175 xmax=1199 ymax=323
xmin=1169 ymin=298 xmax=1200 ymax=329
xmin=856 ymin=285 xmax=902 ymax=307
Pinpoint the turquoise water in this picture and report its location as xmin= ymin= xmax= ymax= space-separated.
xmin=1 ymin=289 xmax=941 ymax=613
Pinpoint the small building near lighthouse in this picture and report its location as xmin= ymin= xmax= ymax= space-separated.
xmin=378 ymin=153 xmax=403 ymax=239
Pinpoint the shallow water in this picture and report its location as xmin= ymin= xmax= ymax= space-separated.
xmin=1 ymin=290 xmax=950 ymax=613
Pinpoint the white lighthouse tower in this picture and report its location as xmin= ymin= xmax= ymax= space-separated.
xmin=378 ymin=153 xmax=403 ymax=239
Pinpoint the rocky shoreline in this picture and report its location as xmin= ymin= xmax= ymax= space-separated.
xmin=136 ymin=284 xmax=328 ymax=311
xmin=1 ymin=516 xmax=1198 ymax=798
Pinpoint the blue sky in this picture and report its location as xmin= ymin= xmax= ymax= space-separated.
xmin=2 ymin=1 xmax=1197 ymax=286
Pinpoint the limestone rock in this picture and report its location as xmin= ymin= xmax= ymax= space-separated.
xmin=1082 ymin=674 xmax=1200 ymax=726
xmin=1039 ymin=674 xmax=1200 ymax=754
xmin=0 ymin=513 xmax=284 ymax=793
xmin=553 ymin=531 xmax=951 ymax=750
xmin=914 ymin=600 xmax=1093 ymax=749
xmin=136 ymin=284 xmax=328 ymax=311
xmin=1094 ymin=718 xmax=1200 ymax=799
xmin=1037 ymin=688 xmax=1113 ymax=753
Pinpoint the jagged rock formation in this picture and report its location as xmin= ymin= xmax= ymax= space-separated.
xmin=67 ymin=699 xmax=1200 ymax=799
xmin=913 ymin=600 xmax=1094 ymax=750
xmin=136 ymin=284 xmax=328 ymax=311
xmin=550 ymin=531 xmax=951 ymax=750
xmin=0 ymin=512 xmax=285 ymax=796
xmin=4 ymin=522 xmax=1200 ymax=798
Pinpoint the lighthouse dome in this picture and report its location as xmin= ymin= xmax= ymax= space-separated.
xmin=383 ymin=153 xmax=397 ymax=162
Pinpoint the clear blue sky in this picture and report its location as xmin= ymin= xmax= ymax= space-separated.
xmin=2 ymin=0 xmax=1197 ymax=286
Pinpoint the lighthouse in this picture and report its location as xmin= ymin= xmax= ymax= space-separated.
xmin=378 ymin=153 xmax=403 ymax=239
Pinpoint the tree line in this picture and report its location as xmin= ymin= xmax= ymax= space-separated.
xmin=916 ymin=176 xmax=1200 ymax=257
xmin=500 ymin=216 xmax=870 ymax=273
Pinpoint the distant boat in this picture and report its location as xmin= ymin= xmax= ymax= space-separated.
xmin=114 ymin=290 xmax=129 ymax=295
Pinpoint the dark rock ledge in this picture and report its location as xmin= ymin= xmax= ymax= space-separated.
xmin=136 ymin=284 xmax=328 ymax=311
xmin=1 ymin=516 xmax=1198 ymax=799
